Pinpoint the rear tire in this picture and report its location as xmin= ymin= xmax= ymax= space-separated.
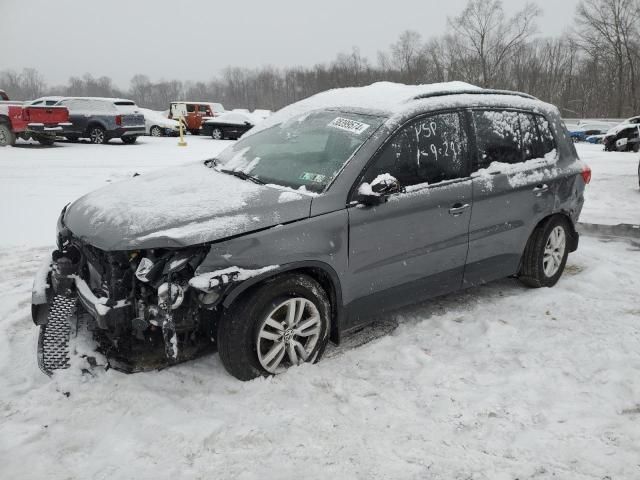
xmin=0 ymin=123 xmax=16 ymax=146
xmin=88 ymin=126 xmax=107 ymax=144
xmin=35 ymin=135 xmax=55 ymax=146
xmin=218 ymin=274 xmax=331 ymax=381
xmin=519 ymin=216 xmax=570 ymax=288
xmin=121 ymin=136 xmax=137 ymax=145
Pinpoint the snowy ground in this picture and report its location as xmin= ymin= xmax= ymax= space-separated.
xmin=1 ymin=137 xmax=640 ymax=479
xmin=578 ymin=143 xmax=640 ymax=225
xmin=1 ymin=238 xmax=640 ymax=479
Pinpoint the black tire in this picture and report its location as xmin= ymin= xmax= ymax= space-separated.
xmin=189 ymin=129 xmax=200 ymax=136
xmin=88 ymin=125 xmax=107 ymax=144
xmin=121 ymin=136 xmax=137 ymax=145
xmin=0 ymin=123 xmax=16 ymax=146
xmin=211 ymin=127 xmax=224 ymax=140
xmin=150 ymin=125 xmax=163 ymax=137
xmin=519 ymin=216 xmax=571 ymax=288
xmin=35 ymin=135 xmax=55 ymax=146
xmin=218 ymin=274 xmax=331 ymax=381
xmin=65 ymin=135 xmax=79 ymax=142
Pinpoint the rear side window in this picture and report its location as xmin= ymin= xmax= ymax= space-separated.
xmin=363 ymin=111 xmax=468 ymax=188
xmin=473 ymin=110 xmax=521 ymax=166
xmin=535 ymin=115 xmax=556 ymax=155
xmin=186 ymin=104 xmax=196 ymax=113
xmin=473 ymin=110 xmax=557 ymax=168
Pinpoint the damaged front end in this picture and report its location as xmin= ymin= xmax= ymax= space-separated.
xmin=32 ymin=215 xmax=247 ymax=376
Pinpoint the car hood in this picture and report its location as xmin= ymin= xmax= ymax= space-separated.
xmin=64 ymin=162 xmax=313 ymax=251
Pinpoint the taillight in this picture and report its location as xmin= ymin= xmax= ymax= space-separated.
xmin=115 ymin=115 xmax=122 ymax=126
xmin=581 ymin=165 xmax=592 ymax=184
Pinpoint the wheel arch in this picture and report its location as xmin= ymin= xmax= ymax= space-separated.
xmin=0 ymin=114 xmax=11 ymax=125
xmin=85 ymin=120 xmax=107 ymax=134
xmin=529 ymin=211 xmax=579 ymax=253
xmin=221 ymin=261 xmax=345 ymax=344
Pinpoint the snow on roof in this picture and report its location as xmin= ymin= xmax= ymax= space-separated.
xmin=60 ymin=97 xmax=137 ymax=104
xmin=247 ymin=81 xmax=552 ymax=137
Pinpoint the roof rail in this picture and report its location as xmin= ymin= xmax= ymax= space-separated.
xmin=411 ymin=89 xmax=537 ymax=102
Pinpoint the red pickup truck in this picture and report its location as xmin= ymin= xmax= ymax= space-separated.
xmin=0 ymin=96 xmax=71 ymax=146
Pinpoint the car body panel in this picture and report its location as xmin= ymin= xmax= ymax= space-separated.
xmin=63 ymin=162 xmax=314 ymax=250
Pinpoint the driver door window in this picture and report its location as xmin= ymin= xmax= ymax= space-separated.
xmin=363 ymin=111 xmax=469 ymax=189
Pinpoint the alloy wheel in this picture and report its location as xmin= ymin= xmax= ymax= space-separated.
xmin=212 ymin=128 xmax=223 ymax=140
xmin=256 ymin=298 xmax=321 ymax=373
xmin=151 ymin=126 xmax=162 ymax=137
xmin=90 ymin=128 xmax=105 ymax=144
xmin=543 ymin=226 xmax=566 ymax=277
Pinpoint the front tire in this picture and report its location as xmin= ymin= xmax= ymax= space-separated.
xmin=218 ymin=274 xmax=331 ymax=381
xmin=88 ymin=126 xmax=107 ymax=144
xmin=121 ymin=136 xmax=137 ymax=145
xmin=519 ymin=216 xmax=570 ymax=288
xmin=150 ymin=125 xmax=163 ymax=137
xmin=211 ymin=127 xmax=224 ymax=140
xmin=0 ymin=123 xmax=16 ymax=146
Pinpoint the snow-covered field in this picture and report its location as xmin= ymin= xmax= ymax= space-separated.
xmin=1 ymin=137 xmax=639 ymax=479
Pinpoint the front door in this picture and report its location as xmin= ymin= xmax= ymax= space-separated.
xmin=345 ymin=111 xmax=473 ymax=328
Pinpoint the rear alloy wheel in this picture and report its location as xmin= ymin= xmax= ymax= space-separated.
xmin=150 ymin=125 xmax=163 ymax=137
xmin=121 ymin=136 xmax=137 ymax=145
xmin=0 ymin=123 xmax=16 ymax=146
xmin=211 ymin=127 xmax=223 ymax=140
xmin=519 ymin=216 xmax=570 ymax=288
xmin=218 ymin=274 xmax=330 ymax=381
xmin=88 ymin=126 xmax=107 ymax=144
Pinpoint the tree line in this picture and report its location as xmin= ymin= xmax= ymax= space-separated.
xmin=2 ymin=0 xmax=640 ymax=119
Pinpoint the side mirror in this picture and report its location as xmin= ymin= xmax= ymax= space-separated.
xmin=356 ymin=174 xmax=402 ymax=206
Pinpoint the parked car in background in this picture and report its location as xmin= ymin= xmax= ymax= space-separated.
xmin=0 ymin=90 xmax=10 ymax=101
xmin=201 ymin=111 xmax=260 ymax=139
xmin=168 ymin=101 xmax=225 ymax=135
xmin=139 ymin=108 xmax=181 ymax=136
xmin=586 ymin=134 xmax=605 ymax=144
xmin=569 ymin=123 xmax=613 ymax=142
xmin=0 ymin=100 xmax=71 ymax=146
xmin=28 ymin=96 xmax=65 ymax=106
xmin=55 ymin=97 xmax=145 ymax=144
xmin=603 ymin=123 xmax=640 ymax=152
xmin=33 ymin=82 xmax=590 ymax=380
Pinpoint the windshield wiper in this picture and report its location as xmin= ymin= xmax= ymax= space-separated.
xmin=219 ymin=168 xmax=266 ymax=185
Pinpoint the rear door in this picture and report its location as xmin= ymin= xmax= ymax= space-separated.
xmin=346 ymin=110 xmax=473 ymax=327
xmin=464 ymin=109 xmax=559 ymax=286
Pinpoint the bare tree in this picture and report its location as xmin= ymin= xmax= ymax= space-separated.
xmin=575 ymin=0 xmax=640 ymax=115
xmin=449 ymin=0 xmax=541 ymax=87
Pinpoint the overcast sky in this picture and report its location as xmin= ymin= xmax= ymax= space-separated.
xmin=1 ymin=0 xmax=580 ymax=88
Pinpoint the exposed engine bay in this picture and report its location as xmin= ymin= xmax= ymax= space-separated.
xmin=32 ymin=224 xmax=245 ymax=374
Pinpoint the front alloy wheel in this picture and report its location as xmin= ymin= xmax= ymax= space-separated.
xmin=256 ymin=298 xmax=322 ymax=373
xmin=150 ymin=125 xmax=162 ymax=137
xmin=218 ymin=274 xmax=330 ymax=381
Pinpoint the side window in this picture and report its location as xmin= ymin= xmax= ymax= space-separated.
xmin=535 ymin=115 xmax=556 ymax=156
xmin=186 ymin=104 xmax=196 ymax=113
xmin=520 ymin=113 xmax=545 ymax=161
xmin=363 ymin=111 xmax=468 ymax=188
xmin=473 ymin=110 xmax=522 ymax=167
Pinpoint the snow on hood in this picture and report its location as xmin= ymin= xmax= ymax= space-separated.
xmin=64 ymin=162 xmax=312 ymax=251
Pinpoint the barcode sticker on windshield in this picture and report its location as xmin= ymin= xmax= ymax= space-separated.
xmin=328 ymin=117 xmax=370 ymax=135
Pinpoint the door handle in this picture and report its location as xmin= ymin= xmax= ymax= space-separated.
xmin=449 ymin=203 xmax=470 ymax=216
xmin=533 ymin=184 xmax=549 ymax=196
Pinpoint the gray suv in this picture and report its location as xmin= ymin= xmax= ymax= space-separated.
xmin=32 ymin=84 xmax=591 ymax=380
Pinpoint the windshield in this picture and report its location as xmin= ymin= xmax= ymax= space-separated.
xmin=214 ymin=110 xmax=384 ymax=193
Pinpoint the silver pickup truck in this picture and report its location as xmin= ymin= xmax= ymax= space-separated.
xmin=54 ymin=97 xmax=145 ymax=144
